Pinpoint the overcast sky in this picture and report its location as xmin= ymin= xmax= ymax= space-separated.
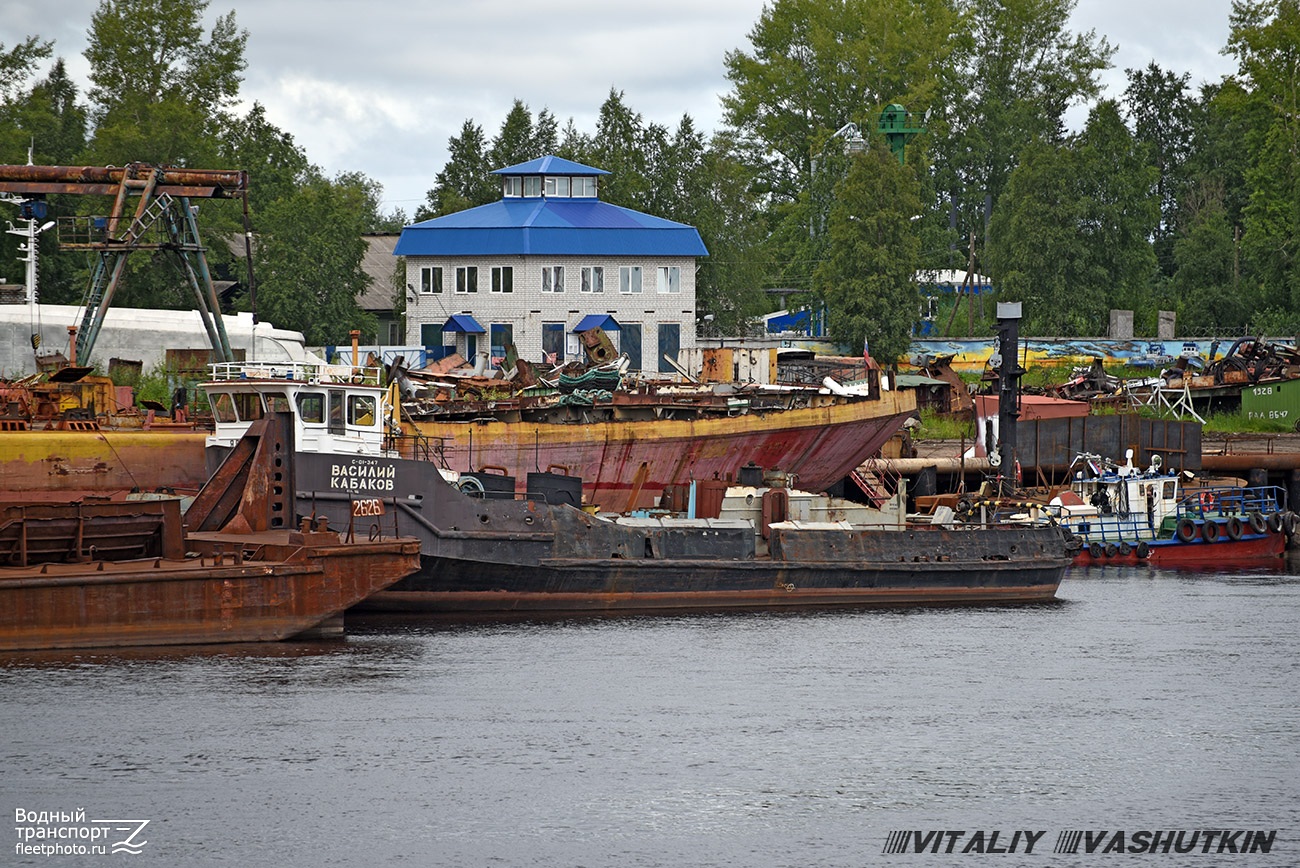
xmin=4 ymin=1 xmax=1239 ymax=218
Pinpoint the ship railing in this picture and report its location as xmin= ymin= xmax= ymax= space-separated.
xmin=207 ymin=361 xmax=384 ymax=386
xmin=1176 ymin=485 xmax=1288 ymax=520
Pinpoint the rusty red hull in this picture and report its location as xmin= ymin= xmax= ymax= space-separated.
xmin=409 ymin=392 xmax=916 ymax=511
xmin=366 ymin=582 xmax=1063 ymax=615
xmin=0 ymin=535 xmax=421 ymax=652
xmin=1071 ymin=530 xmax=1287 ymax=567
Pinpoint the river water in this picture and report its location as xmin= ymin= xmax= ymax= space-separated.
xmin=3 ymin=563 xmax=1298 ymax=867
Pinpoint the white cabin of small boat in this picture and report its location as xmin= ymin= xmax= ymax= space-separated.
xmin=202 ymin=361 xmax=394 ymax=457
xmin=1049 ymin=450 xmax=1181 ymax=526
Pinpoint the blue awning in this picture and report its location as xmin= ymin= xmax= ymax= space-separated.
xmin=442 ymin=314 xmax=486 ymax=334
xmin=572 ymin=314 xmax=620 ymax=333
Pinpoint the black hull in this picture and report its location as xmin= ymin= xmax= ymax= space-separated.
xmin=281 ymin=450 xmax=1070 ymax=616
xmin=363 ymin=556 xmax=1064 ymax=614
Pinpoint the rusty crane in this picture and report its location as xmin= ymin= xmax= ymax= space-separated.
xmin=0 ymin=162 xmax=255 ymax=365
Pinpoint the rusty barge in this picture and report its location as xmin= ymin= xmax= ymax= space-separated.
xmin=0 ymin=416 xmax=422 ymax=652
xmin=199 ymin=362 xmax=1069 ymax=615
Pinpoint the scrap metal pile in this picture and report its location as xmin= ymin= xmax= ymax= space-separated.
xmin=1165 ymin=337 xmax=1300 ymax=387
xmin=386 ymin=329 xmax=880 ymax=425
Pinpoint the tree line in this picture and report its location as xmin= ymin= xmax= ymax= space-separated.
xmin=2 ymin=0 xmax=1297 ymax=361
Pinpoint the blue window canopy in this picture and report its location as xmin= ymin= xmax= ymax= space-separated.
xmin=443 ymin=314 xmax=486 ymax=334
xmin=572 ymin=314 xmax=620 ymax=333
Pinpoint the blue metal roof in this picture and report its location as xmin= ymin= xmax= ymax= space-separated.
xmin=572 ymin=314 xmax=620 ymax=333
xmin=395 ymin=198 xmax=708 ymax=257
xmin=490 ymin=156 xmax=609 ymax=176
xmin=442 ymin=314 xmax=485 ymax=334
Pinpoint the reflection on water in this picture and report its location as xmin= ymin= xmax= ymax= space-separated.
xmin=2 ymin=564 xmax=1298 ymax=866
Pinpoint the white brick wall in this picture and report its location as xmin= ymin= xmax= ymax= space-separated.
xmin=405 ymin=254 xmax=698 ymax=370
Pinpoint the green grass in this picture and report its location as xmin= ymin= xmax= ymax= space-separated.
xmin=1202 ymin=411 xmax=1294 ymax=434
xmin=912 ymin=409 xmax=974 ymax=440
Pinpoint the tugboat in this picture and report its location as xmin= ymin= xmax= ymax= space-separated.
xmin=1046 ymin=450 xmax=1292 ymax=567
xmin=199 ymin=360 xmax=1071 ymax=615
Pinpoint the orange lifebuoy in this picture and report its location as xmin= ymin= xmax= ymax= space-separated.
xmin=1198 ymin=491 xmax=1216 ymax=511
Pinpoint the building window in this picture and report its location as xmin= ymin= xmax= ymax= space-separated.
xmin=420 ymin=266 xmax=442 ymax=294
xmin=492 ymin=266 xmax=513 ymax=293
xmin=658 ymin=323 xmax=681 ymax=373
xmin=523 ymin=176 xmax=541 ymax=197
xmin=387 ymin=321 xmax=402 ymax=344
xmin=656 ymin=266 xmax=681 ymax=294
xmin=420 ymin=323 xmax=444 ymax=349
xmin=621 ymin=323 xmax=642 ymax=370
xmin=581 ymin=266 xmax=604 ymax=294
xmin=542 ymin=323 xmax=565 ymax=363
xmin=490 ymin=323 xmax=513 ymax=368
xmin=456 ymin=266 xmax=478 ymax=293
xmin=502 ymin=177 xmax=522 ymax=197
xmin=619 ymin=266 xmax=642 ymax=294
xmin=544 ymin=176 xmax=571 ymax=197
xmin=541 ymin=265 xmax=565 ymax=293
xmin=572 ymin=177 xmax=597 ymax=197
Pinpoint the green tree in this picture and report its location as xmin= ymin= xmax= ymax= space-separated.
xmin=218 ymin=101 xmax=310 ymax=216
xmin=415 ymin=119 xmax=496 ymax=220
xmin=815 ymin=141 xmax=922 ymax=362
xmin=941 ymin=0 xmax=1113 ymax=253
xmin=988 ymin=102 xmax=1157 ymax=334
xmin=1225 ymin=0 xmax=1300 ymax=331
xmin=693 ymin=135 xmax=773 ymax=335
xmin=986 ymin=141 xmax=1089 ymax=334
xmin=555 ymin=118 xmax=592 ymax=164
xmin=254 ymin=173 xmax=377 ymax=345
xmin=721 ymin=0 xmax=961 ymax=203
xmin=0 ymin=36 xmax=54 ymax=160
xmin=1073 ymin=100 xmax=1160 ymax=322
xmin=534 ymin=108 xmax=558 ymax=155
xmin=1172 ymin=182 xmax=1247 ymax=332
xmin=589 ymin=89 xmax=651 ymax=209
xmin=489 ymin=99 xmax=537 ymax=169
xmin=83 ymin=0 xmax=247 ymax=167
xmin=0 ymin=48 xmax=88 ymax=306
xmin=1123 ymin=63 xmax=1196 ymax=277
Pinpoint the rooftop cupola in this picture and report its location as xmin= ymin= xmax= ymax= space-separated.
xmin=492 ymin=155 xmax=609 ymax=199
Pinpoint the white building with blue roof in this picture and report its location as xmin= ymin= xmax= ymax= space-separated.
xmin=395 ymin=155 xmax=708 ymax=371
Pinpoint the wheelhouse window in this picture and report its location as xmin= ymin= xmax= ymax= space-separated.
xmin=502 ymin=177 xmax=522 ymax=197
xmin=619 ymin=266 xmax=642 ymax=294
xmin=420 ymin=266 xmax=443 ymax=294
xmin=656 ymin=266 xmax=681 ymax=294
xmin=348 ymin=395 xmax=376 ymax=427
xmin=456 ymin=266 xmax=478 ymax=293
xmin=492 ymin=266 xmax=513 ymax=293
xmin=264 ymin=392 xmax=292 ymax=413
xmin=581 ymin=266 xmax=603 ymax=293
xmin=541 ymin=265 xmax=565 ymax=293
xmin=233 ymin=392 xmax=264 ymax=421
xmin=297 ymin=392 xmax=325 ymax=424
xmin=211 ymin=392 xmax=237 ymax=424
